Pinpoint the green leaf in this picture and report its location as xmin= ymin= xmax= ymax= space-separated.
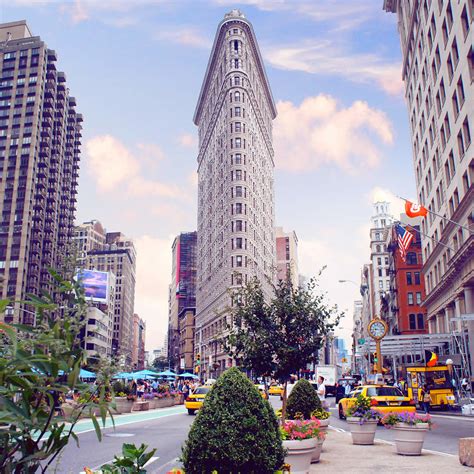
xmin=90 ymin=413 xmax=102 ymax=442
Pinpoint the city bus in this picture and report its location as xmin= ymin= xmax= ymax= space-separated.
xmin=406 ymin=365 xmax=455 ymax=408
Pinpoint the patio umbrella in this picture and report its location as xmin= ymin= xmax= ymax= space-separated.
xmin=79 ymin=369 xmax=96 ymax=379
xmin=157 ymin=369 xmax=176 ymax=377
xmin=113 ymin=372 xmax=132 ymax=379
xmin=178 ymin=372 xmax=198 ymax=379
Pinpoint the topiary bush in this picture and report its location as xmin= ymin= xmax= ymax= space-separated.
xmin=286 ymin=378 xmax=321 ymax=419
xmin=181 ymin=367 xmax=284 ymax=473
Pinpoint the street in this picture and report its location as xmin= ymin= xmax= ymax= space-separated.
xmin=53 ymin=397 xmax=474 ymax=473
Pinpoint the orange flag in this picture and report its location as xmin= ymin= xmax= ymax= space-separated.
xmin=425 ymin=350 xmax=438 ymax=367
xmin=405 ymin=201 xmax=428 ymax=218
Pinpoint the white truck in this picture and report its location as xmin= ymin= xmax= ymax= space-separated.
xmin=315 ymin=365 xmax=342 ymax=397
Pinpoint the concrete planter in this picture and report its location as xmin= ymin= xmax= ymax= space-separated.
xmin=112 ymin=397 xmax=133 ymax=414
xmin=392 ymin=423 xmax=429 ymax=455
xmin=316 ymin=417 xmax=330 ymax=432
xmin=347 ymin=417 xmax=378 ymax=445
xmin=154 ymin=397 xmax=175 ymax=408
xmin=61 ymin=402 xmax=79 ymax=420
xmin=283 ymin=437 xmax=318 ymax=474
xmin=132 ymin=401 xmax=149 ymax=411
xmin=146 ymin=398 xmax=157 ymax=409
xmin=311 ymin=437 xmax=324 ymax=463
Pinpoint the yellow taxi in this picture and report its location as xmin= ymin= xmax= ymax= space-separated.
xmin=255 ymin=384 xmax=268 ymax=400
xmin=185 ymin=386 xmax=210 ymax=415
xmin=338 ymin=385 xmax=415 ymax=419
xmin=268 ymin=384 xmax=284 ymax=396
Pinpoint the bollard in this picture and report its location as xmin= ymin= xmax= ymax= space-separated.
xmin=459 ymin=437 xmax=474 ymax=467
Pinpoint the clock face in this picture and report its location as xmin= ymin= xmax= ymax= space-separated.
xmin=369 ymin=321 xmax=386 ymax=339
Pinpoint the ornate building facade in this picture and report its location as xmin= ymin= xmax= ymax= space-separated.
xmin=194 ymin=10 xmax=277 ymax=379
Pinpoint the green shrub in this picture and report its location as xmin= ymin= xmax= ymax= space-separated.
xmin=112 ymin=381 xmax=125 ymax=394
xmin=181 ymin=367 xmax=284 ymax=473
xmin=287 ymin=378 xmax=321 ymax=419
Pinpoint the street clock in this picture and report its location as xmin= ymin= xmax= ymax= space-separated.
xmin=367 ymin=316 xmax=388 ymax=374
xmin=368 ymin=318 xmax=388 ymax=340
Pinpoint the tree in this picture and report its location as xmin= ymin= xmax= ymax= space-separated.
xmin=181 ymin=367 xmax=284 ymax=473
xmin=223 ymin=274 xmax=342 ymax=421
xmin=0 ymin=270 xmax=113 ymax=473
xmin=286 ymin=378 xmax=321 ymax=419
xmin=152 ymin=356 xmax=168 ymax=371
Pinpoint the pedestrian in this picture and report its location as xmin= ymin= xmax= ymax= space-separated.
xmin=420 ymin=384 xmax=431 ymax=414
xmin=317 ymin=376 xmax=328 ymax=409
xmin=130 ymin=379 xmax=137 ymax=399
xmin=286 ymin=375 xmax=298 ymax=399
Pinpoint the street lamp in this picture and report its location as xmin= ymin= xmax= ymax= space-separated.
xmin=338 ymin=279 xmax=358 ymax=286
xmin=6 ymin=305 xmax=37 ymax=325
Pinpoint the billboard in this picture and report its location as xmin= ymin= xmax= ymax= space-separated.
xmin=77 ymin=269 xmax=109 ymax=303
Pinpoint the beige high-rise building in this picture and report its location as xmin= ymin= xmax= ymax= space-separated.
xmin=275 ymin=226 xmax=299 ymax=288
xmin=369 ymin=202 xmax=394 ymax=318
xmin=131 ymin=313 xmax=146 ymax=370
xmin=0 ymin=21 xmax=82 ymax=324
xmin=194 ymin=10 xmax=277 ymax=379
xmin=74 ymin=222 xmax=137 ymax=365
xmin=384 ymin=0 xmax=473 ymax=377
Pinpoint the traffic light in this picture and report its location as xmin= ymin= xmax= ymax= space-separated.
xmin=373 ymin=352 xmax=378 ymax=363
xmin=196 ymin=353 xmax=201 ymax=365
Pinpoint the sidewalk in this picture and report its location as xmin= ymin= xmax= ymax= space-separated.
xmin=312 ymin=428 xmax=471 ymax=473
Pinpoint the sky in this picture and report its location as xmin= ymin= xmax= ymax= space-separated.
xmin=2 ymin=0 xmax=416 ymax=353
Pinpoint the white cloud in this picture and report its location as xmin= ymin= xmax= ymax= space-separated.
xmin=187 ymin=171 xmax=198 ymax=188
xmin=154 ymin=27 xmax=211 ymax=49
xmin=85 ymin=135 xmax=185 ymax=199
xmin=298 ymin=235 xmax=367 ymax=349
xmin=178 ymin=133 xmax=198 ymax=149
xmin=274 ymin=94 xmax=394 ymax=173
xmin=213 ymin=0 xmax=377 ymax=30
xmin=134 ymin=235 xmax=174 ymax=350
xmin=85 ymin=135 xmax=140 ymax=192
xmin=264 ymin=41 xmax=403 ymax=96
xmin=369 ymin=187 xmax=406 ymax=219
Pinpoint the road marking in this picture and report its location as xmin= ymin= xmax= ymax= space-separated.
xmin=75 ymin=411 xmax=186 ymax=436
xmin=428 ymin=414 xmax=474 ymax=422
xmin=79 ymin=456 xmax=160 ymax=473
xmin=72 ymin=406 xmax=186 ymax=435
xmin=156 ymin=457 xmax=181 ymax=473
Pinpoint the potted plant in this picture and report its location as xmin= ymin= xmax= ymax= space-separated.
xmin=280 ymin=419 xmax=325 ymax=471
xmin=286 ymin=378 xmax=321 ymax=420
xmin=181 ymin=368 xmax=284 ymax=472
xmin=311 ymin=408 xmax=331 ymax=432
xmin=381 ymin=412 xmax=432 ymax=455
xmin=346 ymin=395 xmax=380 ymax=445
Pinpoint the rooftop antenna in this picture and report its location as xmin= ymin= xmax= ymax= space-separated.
xmin=1 ymin=32 xmax=12 ymax=50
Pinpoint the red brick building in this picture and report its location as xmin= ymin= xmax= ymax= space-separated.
xmin=384 ymin=223 xmax=428 ymax=335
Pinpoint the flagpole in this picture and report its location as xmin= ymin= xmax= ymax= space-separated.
xmin=397 ymin=195 xmax=471 ymax=232
xmin=396 ymin=221 xmax=456 ymax=252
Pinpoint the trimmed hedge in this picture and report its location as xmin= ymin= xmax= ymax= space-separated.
xmin=181 ymin=367 xmax=284 ymax=473
xmin=286 ymin=378 xmax=321 ymax=419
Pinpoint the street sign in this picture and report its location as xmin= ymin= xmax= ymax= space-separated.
xmin=451 ymin=313 xmax=474 ymax=321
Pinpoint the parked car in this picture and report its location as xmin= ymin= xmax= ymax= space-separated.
xmin=185 ymin=387 xmax=210 ymax=415
xmin=338 ymin=385 xmax=415 ymax=419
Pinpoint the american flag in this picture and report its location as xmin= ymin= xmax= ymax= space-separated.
xmin=395 ymin=224 xmax=414 ymax=262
